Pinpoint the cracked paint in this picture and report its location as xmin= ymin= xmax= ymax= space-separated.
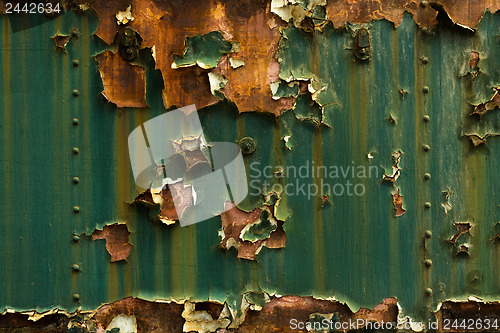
xmin=116 ymin=5 xmax=134 ymax=25
xmin=448 ymin=222 xmax=472 ymax=244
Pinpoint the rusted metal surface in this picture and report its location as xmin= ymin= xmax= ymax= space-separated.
xmin=0 ymin=0 xmax=499 ymax=331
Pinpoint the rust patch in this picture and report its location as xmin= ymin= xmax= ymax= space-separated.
xmin=238 ymin=296 xmax=398 ymax=333
xmin=95 ymin=50 xmax=148 ymax=108
xmin=93 ymin=297 xmax=184 ymax=333
xmin=133 ymin=186 xmax=179 ymax=225
xmin=52 ymin=34 xmax=70 ymax=52
xmin=92 ymin=223 xmax=133 ymax=262
xmin=435 ymin=299 xmax=500 ymax=332
xmin=467 ymin=134 xmax=489 ymax=146
xmin=448 ymin=222 xmax=472 ymax=244
xmin=392 ymin=188 xmax=406 ymax=217
xmin=219 ymin=201 xmax=286 ymax=260
xmin=84 ymin=0 xmax=290 ymax=115
xmin=325 ymin=0 xmax=499 ymax=29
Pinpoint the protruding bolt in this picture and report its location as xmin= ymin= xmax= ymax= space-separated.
xmin=424 ymin=259 xmax=433 ymax=267
xmin=424 ymin=173 xmax=431 ymax=180
xmin=425 ymin=202 xmax=431 ymax=209
xmin=425 ymin=288 xmax=433 ymax=296
xmin=73 ymin=235 xmax=80 ymax=242
xmin=71 ymin=29 xmax=80 ymax=38
xmin=423 ymin=86 xmax=429 ymax=94
xmin=421 ymin=0 xmax=428 ymax=7
xmin=423 ymin=115 xmax=430 ymax=122
xmin=421 ymin=57 xmax=428 ymax=64
xmin=423 ymin=144 xmax=430 ymax=151
xmin=239 ymin=137 xmax=256 ymax=155
xmin=72 ymin=59 xmax=79 ymax=66
xmin=72 ymin=118 xmax=79 ymax=125
xmin=73 ymin=206 xmax=80 ymax=213
xmin=424 ymin=230 xmax=432 ymax=238
xmin=72 ymin=147 xmax=79 ymax=154
xmin=72 ymin=264 xmax=80 ymax=272
xmin=72 ymin=177 xmax=80 ymax=184
xmin=72 ymin=89 xmax=79 ymax=96
xmin=73 ymin=293 xmax=80 ymax=301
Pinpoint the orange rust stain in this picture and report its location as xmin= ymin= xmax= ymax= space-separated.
xmin=95 ymin=50 xmax=148 ymax=108
xmin=392 ymin=188 xmax=406 ymax=217
xmin=219 ymin=202 xmax=286 ymax=260
xmin=92 ymin=223 xmax=133 ymax=262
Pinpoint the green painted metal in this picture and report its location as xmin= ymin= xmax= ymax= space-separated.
xmin=0 ymin=6 xmax=499 ymax=322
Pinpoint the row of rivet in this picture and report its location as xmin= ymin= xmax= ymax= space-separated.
xmin=72 ymin=53 xmax=80 ymax=303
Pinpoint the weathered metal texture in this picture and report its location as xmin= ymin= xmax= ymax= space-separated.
xmin=0 ymin=0 xmax=499 ymax=331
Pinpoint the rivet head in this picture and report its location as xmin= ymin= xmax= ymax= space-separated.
xmin=421 ymin=57 xmax=428 ymax=64
xmin=425 ymin=288 xmax=433 ymax=296
xmin=72 ymin=177 xmax=80 ymax=184
xmin=425 ymin=202 xmax=431 ymax=209
xmin=72 ymin=89 xmax=79 ymax=96
xmin=72 ymin=235 xmax=80 ymax=242
xmin=421 ymin=0 xmax=428 ymax=7
xmin=72 ymin=147 xmax=79 ymax=154
xmin=73 ymin=294 xmax=80 ymax=301
xmin=72 ymin=59 xmax=79 ymax=66
xmin=238 ymin=137 xmax=256 ymax=155
xmin=72 ymin=264 xmax=80 ymax=272
xmin=424 ymin=173 xmax=431 ymax=180
xmin=73 ymin=206 xmax=80 ymax=213
xmin=424 ymin=230 xmax=432 ymax=238
xmin=72 ymin=118 xmax=79 ymax=125
xmin=423 ymin=144 xmax=430 ymax=151
xmin=71 ymin=29 xmax=80 ymax=38
xmin=423 ymin=86 xmax=429 ymax=93
xmin=424 ymin=259 xmax=433 ymax=267
xmin=423 ymin=115 xmax=430 ymax=122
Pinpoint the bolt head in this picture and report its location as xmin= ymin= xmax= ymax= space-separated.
xmin=72 ymin=118 xmax=79 ymax=125
xmin=73 ymin=294 xmax=80 ymax=301
xmin=423 ymin=115 xmax=430 ymax=122
xmin=72 ymin=59 xmax=79 ymax=66
xmin=238 ymin=137 xmax=256 ymax=155
xmin=72 ymin=89 xmax=79 ymax=96
xmin=425 ymin=288 xmax=433 ymax=296
xmin=421 ymin=0 xmax=428 ymax=7
xmin=425 ymin=202 xmax=431 ymax=209
xmin=72 ymin=264 xmax=80 ymax=271
xmin=424 ymin=173 xmax=431 ymax=180
xmin=73 ymin=206 xmax=80 ymax=213
xmin=423 ymin=144 xmax=431 ymax=151
xmin=72 ymin=147 xmax=79 ymax=154
xmin=423 ymin=86 xmax=429 ymax=93
xmin=73 ymin=235 xmax=80 ymax=242
xmin=421 ymin=57 xmax=429 ymax=64
xmin=424 ymin=230 xmax=432 ymax=238
xmin=424 ymin=259 xmax=433 ymax=267
xmin=72 ymin=177 xmax=80 ymax=184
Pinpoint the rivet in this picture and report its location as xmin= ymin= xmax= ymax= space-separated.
xmin=73 ymin=294 xmax=80 ymax=301
xmin=72 ymin=59 xmax=79 ymax=66
xmin=73 ymin=206 xmax=80 ymax=213
xmin=421 ymin=57 xmax=428 ymax=64
xmin=238 ymin=137 xmax=256 ymax=155
xmin=72 ymin=177 xmax=80 ymax=184
xmin=425 ymin=202 xmax=431 ymax=209
xmin=72 ymin=89 xmax=79 ymax=96
xmin=423 ymin=115 xmax=430 ymax=122
xmin=423 ymin=86 xmax=429 ymax=94
xmin=424 ymin=230 xmax=432 ymax=238
xmin=423 ymin=144 xmax=430 ymax=151
xmin=71 ymin=29 xmax=79 ymax=38
xmin=73 ymin=235 xmax=80 ymax=242
xmin=424 ymin=259 xmax=433 ymax=267
xmin=72 ymin=264 xmax=80 ymax=272
xmin=424 ymin=173 xmax=431 ymax=180
xmin=425 ymin=288 xmax=433 ymax=296
xmin=72 ymin=147 xmax=79 ymax=154
xmin=421 ymin=0 xmax=428 ymax=7
xmin=72 ymin=118 xmax=79 ymax=125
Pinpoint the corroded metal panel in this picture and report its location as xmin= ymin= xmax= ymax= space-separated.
xmin=0 ymin=0 xmax=499 ymax=331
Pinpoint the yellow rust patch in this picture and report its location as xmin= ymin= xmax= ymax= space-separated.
xmin=95 ymin=50 xmax=148 ymax=108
